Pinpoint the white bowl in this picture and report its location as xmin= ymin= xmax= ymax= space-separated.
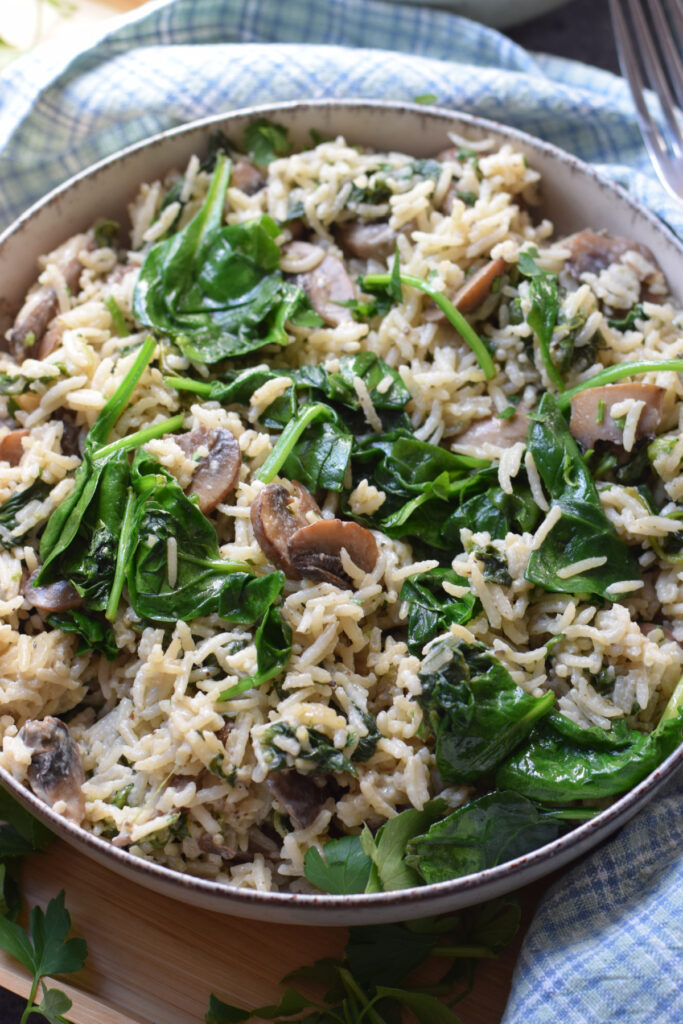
xmin=0 ymin=100 xmax=681 ymax=925
xmin=388 ymin=0 xmax=569 ymax=29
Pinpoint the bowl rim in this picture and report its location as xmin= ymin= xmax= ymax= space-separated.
xmin=1 ymin=97 xmax=682 ymax=914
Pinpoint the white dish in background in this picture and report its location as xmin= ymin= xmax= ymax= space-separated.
xmin=388 ymin=0 xmax=570 ymax=29
xmin=0 ymin=99 xmax=681 ymax=925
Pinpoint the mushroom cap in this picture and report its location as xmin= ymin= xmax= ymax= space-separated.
xmin=19 ymin=716 xmax=85 ymax=824
xmin=569 ymin=382 xmax=665 ymax=449
xmin=250 ymin=481 xmax=321 ymax=579
xmin=23 ymin=570 xmax=83 ymax=614
xmin=288 ymin=518 xmax=379 ymax=589
xmin=173 ymin=427 xmax=241 ymax=514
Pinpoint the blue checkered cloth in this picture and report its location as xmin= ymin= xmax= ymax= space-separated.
xmin=0 ymin=3 xmax=682 ymax=1021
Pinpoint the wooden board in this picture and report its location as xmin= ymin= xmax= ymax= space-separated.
xmin=0 ymin=839 xmax=548 ymax=1023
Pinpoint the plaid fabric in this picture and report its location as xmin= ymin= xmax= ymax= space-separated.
xmin=0 ymin=3 xmax=682 ymax=1022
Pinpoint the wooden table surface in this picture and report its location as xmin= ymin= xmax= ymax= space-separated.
xmin=0 ymin=837 xmax=551 ymax=1023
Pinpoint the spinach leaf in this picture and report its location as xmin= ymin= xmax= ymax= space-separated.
xmin=304 ymin=835 xmax=371 ymax=894
xmin=361 ymin=800 xmax=447 ymax=893
xmin=262 ymin=722 xmax=355 ymax=775
xmin=350 ymin=429 xmax=492 ymax=549
xmin=441 ymin=483 xmax=541 ymax=546
xmin=46 ymin=610 xmax=118 ymax=661
xmin=127 ymin=450 xmax=284 ymax=624
xmin=472 ymin=544 xmax=512 ymax=586
xmin=256 ymin=402 xmax=352 ymax=491
xmin=405 ymin=791 xmax=561 ymax=883
xmin=0 ymin=371 xmax=59 ymax=396
xmin=219 ymin=606 xmax=292 ymax=701
xmin=167 ymin=353 xmax=410 ymax=428
xmin=400 ymin=568 xmax=480 ymax=655
xmin=607 ymin=303 xmax=647 ymax=331
xmin=350 ymin=709 xmax=381 ymax=763
xmin=0 ymin=480 xmax=51 ymax=549
xmin=417 ymin=638 xmax=555 ymax=784
xmin=518 ymin=248 xmax=562 ymax=391
xmin=497 ymin=680 xmax=683 ymax=802
xmin=37 ymin=338 xmax=181 ymax=593
xmin=243 ymin=119 xmax=292 ymax=165
xmin=525 ymin=392 xmax=639 ymax=598
xmin=281 ymin=414 xmax=352 ymax=492
xmin=134 ymin=154 xmax=307 ymax=364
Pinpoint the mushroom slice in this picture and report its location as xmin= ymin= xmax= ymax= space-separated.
xmin=562 ymin=229 xmax=660 ymax=291
xmin=174 ymin=427 xmax=241 ymax=514
xmin=231 ymin=158 xmax=266 ymax=195
xmin=19 ymin=717 xmax=85 ymax=824
xmin=337 ymin=221 xmax=396 ymax=261
xmin=0 ymin=429 xmax=28 ymax=466
xmin=288 ymin=519 xmax=379 ymax=589
xmin=452 ymin=408 xmax=530 ymax=450
xmin=453 ymin=257 xmax=506 ymax=314
xmin=292 ymin=244 xmax=355 ymax=326
xmin=569 ymin=382 xmax=665 ymax=449
xmin=267 ymin=770 xmax=327 ymax=829
xmin=6 ymin=234 xmax=94 ymax=361
xmin=23 ymin=569 xmax=83 ymax=614
xmin=251 ymin=481 xmax=321 ymax=578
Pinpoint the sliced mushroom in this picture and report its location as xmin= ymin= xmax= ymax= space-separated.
xmin=562 ymin=229 xmax=663 ymax=302
xmin=453 ymin=257 xmax=506 ymax=314
xmin=291 ymin=243 xmax=355 ymax=326
xmin=172 ymin=427 xmax=238 ymax=509
xmin=251 ymin=481 xmax=321 ymax=579
xmin=336 ymin=221 xmax=396 ymax=261
xmin=267 ymin=770 xmax=327 ymax=829
xmin=19 ymin=717 xmax=85 ymax=824
xmin=569 ymin=382 xmax=665 ymax=449
xmin=173 ymin=427 xmax=241 ymax=514
xmin=198 ymin=832 xmax=237 ymax=859
xmin=6 ymin=234 xmax=94 ymax=361
xmin=424 ymin=257 xmax=506 ymax=323
xmin=288 ymin=519 xmax=379 ymax=588
xmin=231 ymin=158 xmax=266 ymax=195
xmin=452 ymin=407 xmax=530 ymax=450
xmin=0 ymin=429 xmax=28 ymax=466
xmin=23 ymin=569 xmax=83 ymax=614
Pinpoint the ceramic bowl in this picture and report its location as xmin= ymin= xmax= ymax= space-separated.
xmin=389 ymin=0 xmax=569 ymax=29
xmin=0 ymin=100 xmax=681 ymax=925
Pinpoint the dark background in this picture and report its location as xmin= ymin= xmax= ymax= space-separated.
xmin=0 ymin=0 xmax=619 ymax=1019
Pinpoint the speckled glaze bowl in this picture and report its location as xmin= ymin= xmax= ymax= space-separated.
xmin=0 ymin=101 xmax=681 ymax=925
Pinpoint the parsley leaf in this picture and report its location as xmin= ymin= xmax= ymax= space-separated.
xmin=303 ymin=835 xmax=371 ymax=894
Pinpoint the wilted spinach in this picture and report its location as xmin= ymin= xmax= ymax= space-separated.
xmin=518 ymin=248 xmax=562 ymax=391
xmin=0 ymin=480 xmax=51 ymax=549
xmin=361 ymin=800 xmax=447 ymax=893
xmin=126 ymin=449 xmax=284 ymax=624
xmin=261 ymin=722 xmax=355 ymax=775
xmin=417 ymin=638 xmax=555 ymax=784
xmin=406 ymin=791 xmax=562 ymax=884
xmin=400 ymin=567 xmax=480 ymax=655
xmin=349 ymin=429 xmax=493 ymax=549
xmin=37 ymin=338 xmax=182 ymax=596
xmin=497 ymin=678 xmax=683 ymax=802
xmin=243 ymin=118 xmax=292 ymax=165
xmin=46 ymin=610 xmax=118 ymax=661
xmin=525 ymin=392 xmax=638 ymax=598
xmin=134 ymin=153 xmax=310 ymax=363
xmin=219 ymin=606 xmax=292 ymax=700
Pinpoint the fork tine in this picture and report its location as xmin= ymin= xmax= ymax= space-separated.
xmin=643 ymin=0 xmax=683 ymax=130
xmin=650 ymin=0 xmax=683 ymax=112
xmin=610 ymin=0 xmax=666 ymax=160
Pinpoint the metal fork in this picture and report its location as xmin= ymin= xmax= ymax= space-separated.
xmin=609 ymin=0 xmax=683 ymax=201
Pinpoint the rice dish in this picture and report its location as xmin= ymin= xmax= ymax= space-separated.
xmin=0 ymin=122 xmax=681 ymax=894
